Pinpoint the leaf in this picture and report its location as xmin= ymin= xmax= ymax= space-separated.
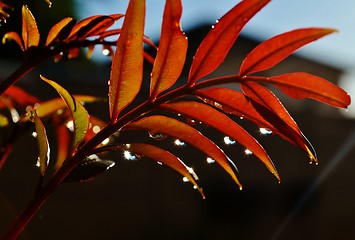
xmin=122 ymin=143 xmax=204 ymax=198
xmin=257 ymin=73 xmax=350 ymax=108
xmin=241 ymin=81 xmax=317 ymax=163
xmin=2 ymin=32 xmax=24 ymax=51
xmin=20 ymin=95 xmax=101 ymax=122
xmin=161 ymin=100 xmax=279 ymax=181
xmin=22 ymin=5 xmax=40 ymax=50
xmin=53 ymin=119 xmax=71 ymax=169
xmin=149 ymin=0 xmax=187 ymax=100
xmin=187 ymin=0 xmax=270 ymax=85
xmin=3 ymin=85 xmax=39 ymax=107
xmin=30 ymin=110 xmax=50 ymax=176
xmin=109 ymin=0 xmax=145 ymax=120
xmin=125 ymin=115 xmax=242 ymax=188
xmin=76 ymin=16 xmax=116 ymax=40
xmin=0 ymin=114 xmax=9 ymax=127
xmin=41 ymin=76 xmax=90 ymax=149
xmin=239 ymin=28 xmax=337 ymax=76
xmin=46 ymin=17 xmax=76 ymax=46
xmin=64 ymin=155 xmax=115 ymax=182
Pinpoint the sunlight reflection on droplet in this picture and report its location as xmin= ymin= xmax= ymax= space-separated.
xmin=66 ymin=120 xmax=74 ymax=132
xmin=102 ymin=49 xmax=110 ymax=56
xmin=182 ymin=177 xmax=189 ymax=182
xmin=36 ymin=158 xmax=40 ymax=168
xmin=244 ymin=149 xmax=253 ymax=155
xmin=123 ymin=150 xmax=138 ymax=161
xmin=223 ymin=136 xmax=236 ymax=145
xmin=32 ymin=132 xmax=38 ymax=138
xmin=206 ymin=157 xmax=215 ymax=164
xmin=193 ymin=185 xmax=198 ymax=189
xmin=259 ymin=128 xmax=273 ymax=135
xmin=101 ymin=138 xmax=110 ymax=145
xmin=93 ymin=125 xmax=101 ymax=134
xmin=157 ymin=161 xmax=163 ymax=166
xmin=174 ymin=139 xmax=186 ymax=147
xmin=148 ymin=131 xmax=167 ymax=141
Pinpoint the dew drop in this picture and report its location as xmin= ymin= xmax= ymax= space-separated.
xmin=93 ymin=125 xmax=101 ymax=134
xmin=206 ymin=157 xmax=215 ymax=164
xmin=211 ymin=25 xmax=215 ymax=29
xmin=174 ymin=139 xmax=186 ymax=147
xmin=182 ymin=177 xmax=189 ymax=182
xmin=193 ymin=185 xmax=198 ymax=189
xmin=123 ymin=150 xmax=140 ymax=161
xmin=102 ymin=49 xmax=110 ymax=56
xmin=239 ymin=116 xmax=244 ymax=120
xmin=107 ymin=80 xmax=111 ymax=86
xmin=186 ymin=118 xmax=197 ymax=126
xmin=215 ymin=19 xmax=220 ymax=24
xmin=148 ymin=131 xmax=167 ymax=141
xmin=101 ymin=138 xmax=110 ymax=145
xmin=223 ymin=136 xmax=236 ymax=145
xmin=244 ymin=149 xmax=253 ymax=155
xmin=259 ymin=128 xmax=273 ymax=135
xmin=66 ymin=120 xmax=74 ymax=132
xmin=157 ymin=161 xmax=163 ymax=166
xmin=36 ymin=157 xmax=41 ymax=168
xmin=32 ymin=132 xmax=38 ymax=138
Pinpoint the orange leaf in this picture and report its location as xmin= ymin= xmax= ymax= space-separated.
xmin=53 ymin=118 xmax=71 ymax=169
xmin=239 ymin=28 xmax=337 ymax=75
xmin=3 ymin=86 xmax=39 ymax=107
xmin=161 ymin=101 xmax=279 ymax=182
xmin=76 ymin=16 xmax=117 ymax=40
xmin=46 ymin=17 xmax=76 ymax=46
xmin=241 ymin=81 xmax=317 ymax=163
xmin=150 ymin=0 xmax=187 ymax=100
xmin=109 ymin=0 xmax=145 ymax=120
xmin=125 ymin=115 xmax=242 ymax=188
xmin=122 ymin=143 xmax=204 ymax=198
xmin=187 ymin=0 xmax=270 ymax=85
xmin=262 ymin=73 xmax=350 ymax=108
xmin=22 ymin=5 xmax=40 ymax=49
xmin=2 ymin=32 xmax=24 ymax=51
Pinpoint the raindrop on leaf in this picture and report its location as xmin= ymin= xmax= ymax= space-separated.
xmin=148 ymin=131 xmax=167 ymax=141
xmin=206 ymin=157 xmax=215 ymax=164
xmin=174 ymin=139 xmax=186 ymax=147
xmin=259 ymin=128 xmax=273 ymax=135
xmin=223 ymin=136 xmax=236 ymax=145
xmin=244 ymin=149 xmax=253 ymax=155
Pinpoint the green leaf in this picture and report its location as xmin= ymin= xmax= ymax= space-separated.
xmin=41 ymin=76 xmax=90 ymax=150
xmin=149 ymin=0 xmax=187 ymax=100
xmin=108 ymin=0 xmax=145 ymax=120
xmin=161 ymin=101 xmax=279 ymax=182
xmin=30 ymin=110 xmax=50 ymax=176
xmin=125 ymin=115 xmax=242 ymax=189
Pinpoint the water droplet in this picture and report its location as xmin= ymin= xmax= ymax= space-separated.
xmin=123 ymin=150 xmax=139 ymax=161
xmin=206 ymin=157 xmax=215 ymax=164
xmin=259 ymin=128 xmax=273 ymax=135
xmin=182 ymin=177 xmax=189 ymax=182
xmin=174 ymin=139 xmax=186 ymax=147
xmin=223 ymin=136 xmax=236 ymax=145
xmin=215 ymin=19 xmax=220 ymax=24
xmin=107 ymin=80 xmax=111 ymax=86
xmin=193 ymin=185 xmax=198 ymax=189
xmin=102 ymin=49 xmax=110 ymax=56
xmin=148 ymin=131 xmax=167 ymax=141
xmin=244 ymin=149 xmax=253 ymax=155
xmin=32 ymin=132 xmax=38 ymax=138
xmin=177 ymin=113 xmax=182 ymax=117
xmin=101 ymin=138 xmax=110 ymax=145
xmin=186 ymin=118 xmax=197 ymax=126
xmin=36 ymin=157 xmax=41 ymax=168
xmin=92 ymin=125 xmax=101 ymax=134
xmin=211 ymin=25 xmax=215 ymax=29
xmin=66 ymin=120 xmax=74 ymax=132
xmin=239 ymin=116 xmax=244 ymax=120
xmin=157 ymin=161 xmax=163 ymax=166
xmin=187 ymin=167 xmax=195 ymax=174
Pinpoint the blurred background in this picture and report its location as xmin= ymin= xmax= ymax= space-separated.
xmin=0 ymin=0 xmax=355 ymax=239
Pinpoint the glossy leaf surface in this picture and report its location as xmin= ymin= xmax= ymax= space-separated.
xmin=123 ymin=143 xmax=204 ymax=198
xmin=125 ymin=115 xmax=241 ymax=188
xmin=188 ymin=0 xmax=270 ymax=85
xmin=239 ymin=28 xmax=336 ymax=75
xmin=41 ymin=76 xmax=90 ymax=149
xmin=22 ymin=5 xmax=40 ymax=49
xmin=161 ymin=101 xmax=279 ymax=181
xmin=241 ymin=81 xmax=317 ymax=163
xmin=46 ymin=17 xmax=75 ymax=46
xmin=150 ymin=0 xmax=187 ymax=100
xmin=109 ymin=0 xmax=145 ymax=120
xmin=30 ymin=111 xmax=50 ymax=176
xmin=264 ymin=73 xmax=350 ymax=108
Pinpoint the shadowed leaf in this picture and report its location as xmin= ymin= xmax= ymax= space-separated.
xmin=2 ymin=32 xmax=24 ymax=51
xmin=46 ymin=17 xmax=76 ymax=46
xmin=188 ymin=0 xmax=270 ymax=85
xmin=161 ymin=101 xmax=279 ymax=182
xmin=54 ymin=119 xmax=71 ymax=169
xmin=30 ymin=110 xmax=50 ymax=176
xmin=41 ymin=76 xmax=90 ymax=149
xmin=150 ymin=0 xmax=187 ymax=100
xmin=22 ymin=5 xmax=40 ymax=49
xmin=241 ymin=81 xmax=317 ymax=163
xmin=0 ymin=114 xmax=9 ymax=127
xmin=125 ymin=115 xmax=242 ymax=188
xmin=109 ymin=0 xmax=145 ymax=120
xmin=239 ymin=28 xmax=337 ymax=75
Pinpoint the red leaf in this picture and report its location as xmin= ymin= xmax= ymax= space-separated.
xmin=125 ymin=115 xmax=242 ymax=188
xmin=46 ymin=17 xmax=76 ymax=46
xmin=150 ymin=0 xmax=187 ymax=100
xmin=256 ymin=73 xmax=350 ymax=108
xmin=22 ymin=5 xmax=40 ymax=49
xmin=3 ymin=86 xmax=39 ymax=107
xmin=161 ymin=101 xmax=279 ymax=181
xmin=187 ymin=0 xmax=270 ymax=85
xmin=109 ymin=0 xmax=145 ymax=120
xmin=239 ymin=28 xmax=337 ymax=75
xmin=123 ymin=143 xmax=205 ymax=198
xmin=241 ymin=81 xmax=317 ymax=163
xmin=2 ymin=32 xmax=24 ymax=51
xmin=53 ymin=118 xmax=71 ymax=170
xmin=76 ymin=16 xmax=117 ymax=41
